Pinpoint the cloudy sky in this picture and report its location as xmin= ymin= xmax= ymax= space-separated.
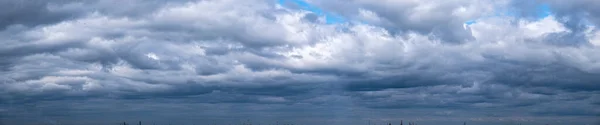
xmin=1 ymin=0 xmax=600 ymax=125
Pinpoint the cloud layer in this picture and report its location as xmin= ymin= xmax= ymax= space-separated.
xmin=1 ymin=0 xmax=599 ymax=125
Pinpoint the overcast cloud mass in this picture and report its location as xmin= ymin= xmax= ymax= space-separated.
xmin=1 ymin=0 xmax=599 ymax=125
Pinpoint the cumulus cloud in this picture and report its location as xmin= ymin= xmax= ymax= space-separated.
xmin=1 ymin=0 xmax=599 ymax=125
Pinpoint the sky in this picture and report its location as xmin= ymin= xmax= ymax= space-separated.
xmin=1 ymin=0 xmax=600 ymax=125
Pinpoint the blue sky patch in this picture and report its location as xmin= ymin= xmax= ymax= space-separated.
xmin=278 ymin=0 xmax=346 ymax=24
xmin=536 ymin=4 xmax=552 ymax=19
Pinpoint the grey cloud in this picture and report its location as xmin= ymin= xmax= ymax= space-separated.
xmin=1 ymin=0 xmax=600 ymax=124
xmin=306 ymin=0 xmax=491 ymax=43
xmin=0 ymin=0 xmax=84 ymax=30
xmin=543 ymin=0 xmax=600 ymax=26
xmin=347 ymin=84 xmax=600 ymax=117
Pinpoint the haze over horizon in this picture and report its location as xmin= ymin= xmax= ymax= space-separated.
xmin=1 ymin=0 xmax=599 ymax=125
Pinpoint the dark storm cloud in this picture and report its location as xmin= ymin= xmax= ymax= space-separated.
xmin=1 ymin=0 xmax=600 ymax=125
